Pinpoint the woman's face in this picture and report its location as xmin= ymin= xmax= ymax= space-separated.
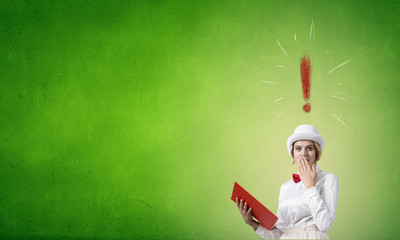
xmin=293 ymin=140 xmax=317 ymax=167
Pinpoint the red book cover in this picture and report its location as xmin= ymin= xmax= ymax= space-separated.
xmin=231 ymin=182 xmax=278 ymax=230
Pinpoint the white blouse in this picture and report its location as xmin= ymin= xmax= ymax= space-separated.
xmin=255 ymin=166 xmax=339 ymax=239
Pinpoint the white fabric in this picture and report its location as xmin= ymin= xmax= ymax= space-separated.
xmin=255 ymin=166 xmax=338 ymax=239
xmin=280 ymin=225 xmax=329 ymax=239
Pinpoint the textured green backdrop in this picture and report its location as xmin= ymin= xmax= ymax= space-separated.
xmin=1 ymin=0 xmax=399 ymax=239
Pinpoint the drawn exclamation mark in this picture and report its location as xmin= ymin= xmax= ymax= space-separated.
xmin=300 ymin=54 xmax=311 ymax=113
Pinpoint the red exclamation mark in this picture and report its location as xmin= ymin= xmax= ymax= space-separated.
xmin=300 ymin=54 xmax=311 ymax=113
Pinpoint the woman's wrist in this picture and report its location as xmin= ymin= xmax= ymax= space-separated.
xmin=248 ymin=220 xmax=260 ymax=230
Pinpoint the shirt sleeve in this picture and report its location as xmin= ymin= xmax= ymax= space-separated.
xmin=254 ymin=186 xmax=285 ymax=239
xmin=254 ymin=224 xmax=283 ymax=239
xmin=303 ymin=174 xmax=339 ymax=232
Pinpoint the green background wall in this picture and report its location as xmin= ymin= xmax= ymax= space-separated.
xmin=1 ymin=0 xmax=399 ymax=239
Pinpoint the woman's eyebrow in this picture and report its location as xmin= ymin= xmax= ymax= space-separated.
xmin=294 ymin=144 xmax=313 ymax=147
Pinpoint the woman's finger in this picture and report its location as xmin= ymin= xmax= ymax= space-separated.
xmin=236 ymin=197 xmax=239 ymax=208
xmin=298 ymin=158 xmax=304 ymax=173
xmin=247 ymin=207 xmax=252 ymax=215
xmin=303 ymin=157 xmax=309 ymax=170
xmin=312 ymin=164 xmax=317 ymax=174
xmin=242 ymin=200 xmax=246 ymax=212
xmin=304 ymin=158 xmax=310 ymax=171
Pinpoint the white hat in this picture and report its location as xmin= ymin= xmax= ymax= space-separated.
xmin=287 ymin=124 xmax=325 ymax=157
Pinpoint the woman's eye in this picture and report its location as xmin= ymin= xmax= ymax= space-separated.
xmin=295 ymin=147 xmax=301 ymax=151
xmin=307 ymin=147 xmax=313 ymax=151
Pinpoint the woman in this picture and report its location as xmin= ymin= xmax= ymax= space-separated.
xmin=236 ymin=124 xmax=339 ymax=239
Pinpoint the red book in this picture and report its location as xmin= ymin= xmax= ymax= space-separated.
xmin=231 ymin=182 xmax=278 ymax=230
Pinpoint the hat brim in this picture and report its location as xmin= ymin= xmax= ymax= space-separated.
xmin=287 ymin=133 xmax=325 ymax=157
